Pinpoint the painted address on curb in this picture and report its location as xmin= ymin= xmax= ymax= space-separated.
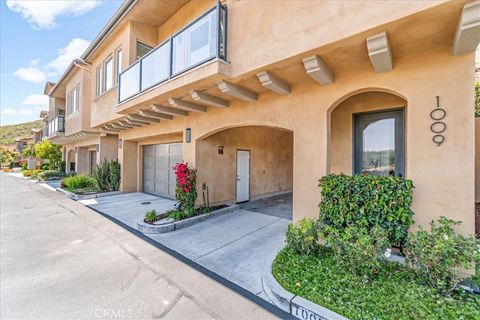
xmin=292 ymin=303 xmax=328 ymax=320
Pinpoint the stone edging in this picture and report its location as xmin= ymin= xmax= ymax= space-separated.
xmin=55 ymin=188 xmax=122 ymax=200
xmin=262 ymin=260 xmax=348 ymax=320
xmin=137 ymin=204 xmax=240 ymax=234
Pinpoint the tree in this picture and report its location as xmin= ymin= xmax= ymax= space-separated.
xmin=0 ymin=147 xmax=16 ymax=167
xmin=21 ymin=144 xmax=37 ymax=158
xmin=35 ymin=140 xmax=62 ymax=170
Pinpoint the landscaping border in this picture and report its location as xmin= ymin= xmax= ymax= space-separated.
xmin=56 ymin=188 xmax=122 ymax=200
xmin=137 ymin=204 xmax=240 ymax=233
xmin=262 ymin=260 xmax=348 ymax=320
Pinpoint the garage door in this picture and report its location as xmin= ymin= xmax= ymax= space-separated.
xmin=143 ymin=143 xmax=182 ymax=199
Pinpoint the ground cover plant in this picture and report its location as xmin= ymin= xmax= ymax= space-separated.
xmin=37 ymin=170 xmax=66 ymax=181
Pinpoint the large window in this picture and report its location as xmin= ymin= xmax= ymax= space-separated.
xmin=354 ymin=109 xmax=405 ymax=177
xmin=115 ymin=48 xmax=122 ymax=84
xmin=96 ymin=65 xmax=103 ymax=96
xmin=172 ymin=9 xmax=217 ymax=75
xmin=104 ymin=57 xmax=113 ymax=91
xmin=67 ymin=85 xmax=80 ymax=115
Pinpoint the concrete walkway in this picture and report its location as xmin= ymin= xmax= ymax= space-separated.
xmin=78 ymin=192 xmax=290 ymax=304
xmin=0 ymin=173 xmax=275 ymax=319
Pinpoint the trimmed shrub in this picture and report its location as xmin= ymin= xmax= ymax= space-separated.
xmin=91 ymin=159 xmax=121 ymax=191
xmin=286 ymin=218 xmax=320 ymax=255
xmin=322 ymin=224 xmax=390 ymax=277
xmin=319 ymin=173 xmax=414 ymax=247
xmin=23 ymin=169 xmax=42 ymax=177
xmin=62 ymin=175 xmax=97 ymax=190
xmin=406 ymin=217 xmax=479 ymax=295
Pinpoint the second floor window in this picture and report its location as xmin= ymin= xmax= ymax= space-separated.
xmin=136 ymin=41 xmax=152 ymax=60
xmin=96 ymin=65 xmax=103 ymax=96
xmin=104 ymin=58 xmax=113 ymax=91
xmin=67 ymin=86 xmax=80 ymax=115
xmin=115 ymin=48 xmax=122 ymax=84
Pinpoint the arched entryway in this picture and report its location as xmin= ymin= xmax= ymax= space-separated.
xmin=196 ymin=125 xmax=293 ymax=219
xmin=328 ymin=90 xmax=407 ymax=177
xmin=66 ymin=149 xmax=75 ymax=173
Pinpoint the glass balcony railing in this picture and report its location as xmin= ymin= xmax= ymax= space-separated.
xmin=118 ymin=3 xmax=227 ymax=103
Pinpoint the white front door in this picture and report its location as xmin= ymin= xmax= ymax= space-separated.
xmin=236 ymin=150 xmax=250 ymax=203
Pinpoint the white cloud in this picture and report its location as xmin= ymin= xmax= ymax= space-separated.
xmin=2 ymin=107 xmax=41 ymax=117
xmin=13 ymin=60 xmax=46 ymax=83
xmin=6 ymin=0 xmax=102 ymax=30
xmin=21 ymin=94 xmax=49 ymax=106
xmin=13 ymin=38 xmax=91 ymax=83
xmin=46 ymin=38 xmax=91 ymax=75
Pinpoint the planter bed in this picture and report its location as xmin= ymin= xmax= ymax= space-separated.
xmin=137 ymin=204 xmax=239 ymax=234
xmin=56 ymin=187 xmax=121 ymax=200
xmin=271 ymin=247 xmax=480 ymax=320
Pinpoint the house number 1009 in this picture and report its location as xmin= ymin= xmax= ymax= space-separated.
xmin=430 ymin=96 xmax=446 ymax=146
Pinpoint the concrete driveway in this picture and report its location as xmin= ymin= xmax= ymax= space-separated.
xmin=0 ymin=174 xmax=276 ymax=319
xmin=79 ymin=192 xmax=291 ymax=303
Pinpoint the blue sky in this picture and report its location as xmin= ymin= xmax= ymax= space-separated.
xmin=0 ymin=0 xmax=123 ymax=126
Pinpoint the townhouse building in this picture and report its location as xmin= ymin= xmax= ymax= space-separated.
xmin=45 ymin=0 xmax=480 ymax=235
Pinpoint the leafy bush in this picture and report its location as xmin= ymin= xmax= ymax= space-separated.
xmin=318 ymin=173 xmax=414 ymax=247
xmin=286 ymin=218 xmax=319 ymax=255
xmin=166 ymin=210 xmax=184 ymax=221
xmin=144 ymin=209 xmax=158 ymax=223
xmin=62 ymin=175 xmax=97 ymax=190
xmin=406 ymin=217 xmax=479 ymax=295
xmin=173 ymin=163 xmax=197 ymax=218
xmin=475 ymin=82 xmax=480 ymax=117
xmin=35 ymin=140 xmax=62 ymax=170
xmin=322 ymin=225 xmax=390 ymax=277
xmin=91 ymin=159 xmax=121 ymax=191
xmin=37 ymin=170 xmax=66 ymax=181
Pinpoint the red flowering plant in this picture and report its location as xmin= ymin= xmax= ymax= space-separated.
xmin=173 ymin=162 xmax=197 ymax=218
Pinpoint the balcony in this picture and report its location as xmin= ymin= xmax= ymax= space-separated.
xmin=118 ymin=4 xmax=227 ymax=104
xmin=47 ymin=116 xmax=65 ymax=138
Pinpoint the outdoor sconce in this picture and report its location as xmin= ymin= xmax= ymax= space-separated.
xmin=74 ymin=147 xmax=78 ymax=154
xmin=185 ymin=128 xmax=191 ymax=143
xmin=218 ymin=146 xmax=224 ymax=155
xmin=95 ymin=144 xmax=99 ymax=152
xmin=118 ymin=139 xmax=123 ymax=149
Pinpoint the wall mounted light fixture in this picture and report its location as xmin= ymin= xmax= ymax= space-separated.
xmin=185 ymin=128 xmax=191 ymax=143
xmin=218 ymin=146 xmax=224 ymax=154
xmin=118 ymin=139 xmax=123 ymax=149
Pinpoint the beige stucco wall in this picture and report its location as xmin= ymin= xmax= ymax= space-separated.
xmin=476 ymin=118 xmax=480 ymax=203
xmin=117 ymin=47 xmax=475 ymax=235
xmin=196 ymin=126 xmax=293 ymax=205
xmin=330 ymin=91 xmax=406 ymax=174
xmin=65 ymin=68 xmax=92 ymax=136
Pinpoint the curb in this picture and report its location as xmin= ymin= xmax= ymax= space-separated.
xmin=137 ymin=204 xmax=240 ymax=233
xmin=262 ymin=260 xmax=348 ymax=320
xmin=56 ymin=188 xmax=122 ymax=200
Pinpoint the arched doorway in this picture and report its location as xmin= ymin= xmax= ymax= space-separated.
xmin=66 ymin=149 xmax=75 ymax=173
xmin=328 ymin=90 xmax=407 ymax=176
xmin=196 ymin=125 xmax=293 ymax=219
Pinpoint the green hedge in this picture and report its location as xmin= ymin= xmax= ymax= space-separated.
xmin=318 ymin=173 xmax=414 ymax=246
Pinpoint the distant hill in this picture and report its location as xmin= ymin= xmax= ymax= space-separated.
xmin=0 ymin=120 xmax=43 ymax=145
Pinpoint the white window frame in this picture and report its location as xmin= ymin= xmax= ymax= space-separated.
xmin=104 ymin=57 xmax=113 ymax=91
xmin=96 ymin=65 xmax=103 ymax=96
xmin=115 ymin=48 xmax=122 ymax=84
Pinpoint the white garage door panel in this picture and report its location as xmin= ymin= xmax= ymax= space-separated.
xmin=143 ymin=143 xmax=182 ymax=198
